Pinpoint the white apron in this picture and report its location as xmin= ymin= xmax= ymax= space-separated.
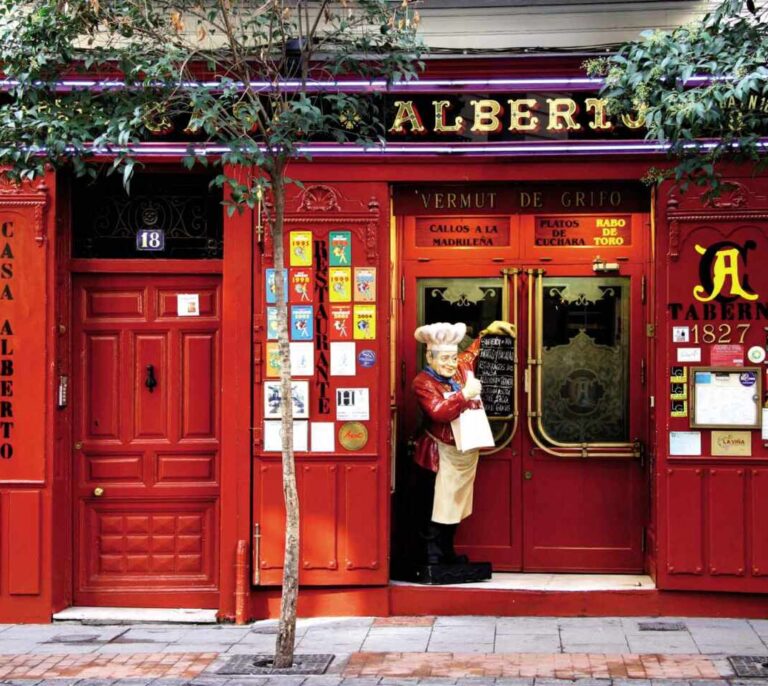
xmin=431 ymin=438 xmax=480 ymax=524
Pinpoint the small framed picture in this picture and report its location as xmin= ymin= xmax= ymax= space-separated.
xmin=263 ymin=380 xmax=310 ymax=419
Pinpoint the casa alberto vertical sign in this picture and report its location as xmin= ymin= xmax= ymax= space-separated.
xmin=0 ymin=182 xmax=49 ymax=482
xmin=1 ymin=220 xmax=13 ymax=461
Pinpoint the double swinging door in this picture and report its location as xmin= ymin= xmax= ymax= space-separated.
xmin=398 ymin=226 xmax=649 ymax=572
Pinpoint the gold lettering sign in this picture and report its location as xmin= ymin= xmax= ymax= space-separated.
xmin=385 ymin=97 xmax=644 ymax=135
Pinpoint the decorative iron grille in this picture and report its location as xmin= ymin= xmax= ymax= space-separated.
xmin=72 ymin=172 xmax=223 ymax=259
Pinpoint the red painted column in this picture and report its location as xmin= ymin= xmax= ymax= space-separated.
xmin=0 ymin=173 xmax=56 ymax=622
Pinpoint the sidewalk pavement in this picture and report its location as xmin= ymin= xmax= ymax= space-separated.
xmin=1 ymin=616 xmax=768 ymax=686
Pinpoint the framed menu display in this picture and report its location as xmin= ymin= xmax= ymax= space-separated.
xmin=689 ymin=367 xmax=762 ymax=429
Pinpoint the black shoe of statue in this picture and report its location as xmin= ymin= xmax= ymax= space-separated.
xmin=424 ymin=522 xmax=445 ymax=565
xmin=441 ymin=523 xmax=469 ymax=565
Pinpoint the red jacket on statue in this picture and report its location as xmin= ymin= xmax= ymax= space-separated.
xmin=412 ymin=339 xmax=481 ymax=473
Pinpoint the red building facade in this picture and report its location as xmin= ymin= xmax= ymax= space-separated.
xmin=2 ymin=58 xmax=768 ymax=622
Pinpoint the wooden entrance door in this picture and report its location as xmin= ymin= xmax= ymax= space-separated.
xmin=398 ymin=216 xmax=649 ymax=572
xmin=72 ymin=274 xmax=221 ymax=607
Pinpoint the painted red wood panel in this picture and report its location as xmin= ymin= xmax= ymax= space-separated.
xmin=301 ymin=464 xmax=338 ymax=571
xmin=86 ymin=335 xmax=121 ymax=439
xmin=666 ymin=468 xmax=704 ymax=575
xmin=345 ymin=464 xmax=380 ymax=571
xmin=751 ymin=469 xmax=768 ymax=576
xmin=8 ymin=491 xmax=41 ymax=595
xmin=135 ymin=335 xmax=166 ymax=438
xmin=708 ymin=468 xmax=746 ymax=577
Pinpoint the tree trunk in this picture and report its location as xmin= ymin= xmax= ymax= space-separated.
xmin=271 ymin=170 xmax=300 ymax=669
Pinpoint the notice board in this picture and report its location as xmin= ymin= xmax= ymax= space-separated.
xmin=475 ymin=334 xmax=515 ymax=420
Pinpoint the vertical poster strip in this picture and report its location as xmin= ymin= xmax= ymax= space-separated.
xmin=289 ymin=268 xmax=313 ymax=303
xmin=329 ymin=230 xmax=352 ymax=266
xmin=289 ymin=230 xmax=313 ymax=267
xmin=353 ymin=305 xmax=376 ymax=340
xmin=329 ymin=268 xmax=352 ymax=302
xmin=354 ymin=267 xmax=376 ymax=302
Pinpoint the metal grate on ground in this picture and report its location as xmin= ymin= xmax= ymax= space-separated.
xmin=728 ymin=655 xmax=768 ymax=678
xmin=638 ymin=621 xmax=687 ymax=631
xmin=216 ymin=653 xmax=334 ymax=675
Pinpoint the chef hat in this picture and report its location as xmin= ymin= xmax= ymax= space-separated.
xmin=414 ymin=322 xmax=467 ymax=352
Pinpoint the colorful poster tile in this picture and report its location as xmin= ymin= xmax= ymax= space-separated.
xmin=289 ymin=231 xmax=313 ymax=266
xmin=267 ymin=306 xmax=279 ymax=340
xmin=291 ymin=305 xmax=314 ymax=341
xmin=353 ymin=304 xmax=376 ymax=340
xmin=266 ymin=269 xmax=288 ymax=304
xmin=329 ymin=230 xmax=352 ymax=266
xmin=266 ymin=342 xmax=281 ymax=377
xmin=354 ymin=267 xmax=376 ymax=302
xmin=329 ymin=267 xmax=352 ymax=302
xmin=330 ymin=305 xmax=352 ymax=340
xmin=289 ymin=268 xmax=313 ymax=303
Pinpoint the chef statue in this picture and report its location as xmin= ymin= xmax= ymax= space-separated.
xmin=412 ymin=320 xmax=515 ymax=575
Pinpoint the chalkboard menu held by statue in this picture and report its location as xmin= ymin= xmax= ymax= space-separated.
xmin=476 ymin=334 xmax=515 ymax=419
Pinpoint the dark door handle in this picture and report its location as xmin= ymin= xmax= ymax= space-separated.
xmin=145 ymin=364 xmax=158 ymax=392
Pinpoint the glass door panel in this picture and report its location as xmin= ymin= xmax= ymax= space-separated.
xmin=540 ymin=276 xmax=629 ymax=444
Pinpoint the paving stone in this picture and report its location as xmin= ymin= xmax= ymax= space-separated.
xmin=96 ymin=642 xmax=170 ymax=653
xmin=113 ymin=680 xmax=155 ymax=686
xmin=433 ymin=617 xmax=498 ymax=627
xmin=494 ymin=634 xmax=561 ymax=653
xmin=426 ymin=642 xmax=494 ymax=653
xmin=455 ymin=679 xmax=497 ymax=686
xmin=493 ymin=679 xmax=534 ymax=686
xmin=300 ymin=678 xmax=343 ymax=686
xmin=75 ymin=681 xmax=117 ymax=686
xmin=612 ymin=680 xmax=651 ymax=686
xmin=0 ymin=681 xmax=43 ymax=686
xmin=413 ymin=678 xmax=457 ymax=685
xmin=119 ymin=629 xmax=188 ymax=643
xmin=222 ymin=679 xmax=270 ymax=686
xmin=495 ymin=620 xmax=559 ymax=636
xmin=338 ymin=680 xmax=381 ymax=686
xmin=262 ymin=678 xmax=308 ymax=686
xmin=25 ymin=643 xmax=99 ymax=654
xmin=625 ymin=635 xmax=700 ymax=654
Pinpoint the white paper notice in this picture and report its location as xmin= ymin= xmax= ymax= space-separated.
xmin=336 ymin=387 xmax=370 ymax=420
xmin=311 ymin=422 xmax=336 ymax=452
xmin=263 ymin=420 xmax=309 ymax=452
xmin=289 ymin=342 xmax=314 ymax=376
xmin=330 ymin=342 xmax=356 ymax=376
xmin=669 ymin=431 xmax=702 ymax=456
xmin=177 ymin=293 xmax=200 ymax=317
xmin=763 ymin=409 xmax=768 ymax=440
xmin=677 ymin=347 xmax=701 ymax=362
xmin=672 ymin=326 xmax=690 ymax=343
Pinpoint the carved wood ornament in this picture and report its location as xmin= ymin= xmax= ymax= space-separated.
xmin=263 ymin=184 xmax=381 ymax=264
xmin=0 ymin=176 xmax=49 ymax=246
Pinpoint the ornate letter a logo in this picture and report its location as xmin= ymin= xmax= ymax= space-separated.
xmin=693 ymin=241 xmax=759 ymax=303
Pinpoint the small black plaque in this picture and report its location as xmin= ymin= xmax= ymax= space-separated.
xmin=728 ymin=656 xmax=768 ymax=678
xmin=217 ymin=653 xmax=334 ymax=676
xmin=638 ymin=621 xmax=687 ymax=632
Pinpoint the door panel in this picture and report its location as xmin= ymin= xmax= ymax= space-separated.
xmin=73 ymin=274 xmax=221 ymax=607
xmin=398 ymin=215 xmax=648 ymax=573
